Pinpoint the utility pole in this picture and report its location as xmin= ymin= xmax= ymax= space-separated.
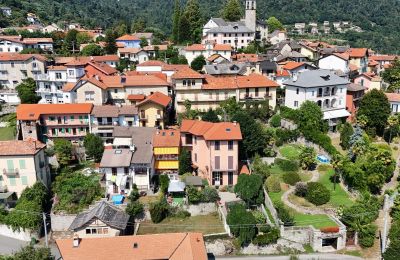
xmin=42 ymin=212 xmax=48 ymax=247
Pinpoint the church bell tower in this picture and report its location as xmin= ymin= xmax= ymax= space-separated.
xmin=245 ymin=0 xmax=256 ymax=32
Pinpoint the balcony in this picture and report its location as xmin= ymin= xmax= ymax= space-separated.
xmin=0 ymin=185 xmax=7 ymax=193
xmin=140 ymin=115 xmax=148 ymax=121
xmin=33 ymin=74 xmax=49 ymax=81
xmin=3 ymin=168 xmax=19 ymax=176
xmin=155 ymin=155 xmax=179 ymax=161
xmin=36 ymin=87 xmax=51 ymax=93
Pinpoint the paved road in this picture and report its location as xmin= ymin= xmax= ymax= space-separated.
xmin=0 ymin=235 xmax=29 ymax=255
xmin=215 ymin=254 xmax=364 ymax=260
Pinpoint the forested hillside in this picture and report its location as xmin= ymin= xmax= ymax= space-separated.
xmin=0 ymin=0 xmax=399 ymax=53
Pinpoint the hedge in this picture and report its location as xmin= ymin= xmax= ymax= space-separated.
xmin=305 ymin=182 xmax=331 ymax=206
xmin=265 ymin=175 xmax=281 ymax=192
xmin=282 ymin=172 xmax=301 ymax=186
xmin=274 ymin=158 xmax=299 ymax=172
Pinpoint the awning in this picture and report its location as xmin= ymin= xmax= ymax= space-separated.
xmin=168 ymin=181 xmax=186 ymax=192
xmin=113 ymin=137 xmax=132 ymax=147
xmin=323 ymin=109 xmax=350 ymax=120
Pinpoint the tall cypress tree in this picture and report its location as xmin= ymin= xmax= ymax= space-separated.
xmin=172 ymin=0 xmax=181 ymax=43
xmin=222 ymin=0 xmax=242 ymax=22
xmin=182 ymin=0 xmax=202 ymax=43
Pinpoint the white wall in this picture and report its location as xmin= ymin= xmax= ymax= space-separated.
xmin=318 ymin=56 xmax=348 ymax=72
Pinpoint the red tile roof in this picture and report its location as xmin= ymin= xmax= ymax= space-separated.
xmin=347 ymin=48 xmax=368 ymax=58
xmin=181 ymin=120 xmax=242 ymax=141
xmin=232 ymin=53 xmax=260 ymax=63
xmin=282 ymin=61 xmax=305 ymax=70
xmin=332 ymin=52 xmax=350 ymax=60
xmin=202 ymin=74 xmax=279 ymax=90
xmin=184 ymin=43 xmax=231 ymax=51
xmin=276 ymin=69 xmax=290 ymax=77
xmin=0 ymin=53 xmax=47 ymax=62
xmin=56 ymin=233 xmax=207 ymax=260
xmin=0 ymin=139 xmax=46 ymax=156
xmin=47 ymin=66 xmax=67 ymax=71
xmin=127 ymin=94 xmax=146 ymax=101
xmin=136 ymin=60 xmax=166 ymax=67
xmin=171 ymin=67 xmax=204 ymax=79
xmin=86 ymin=62 xmax=117 ymax=75
xmin=118 ymin=48 xmax=144 ymax=54
xmin=62 ymin=82 xmax=76 ymax=92
xmin=55 ymin=55 xmax=119 ymax=65
xmin=116 ymin=34 xmax=140 ymax=41
xmin=17 ymin=104 xmax=93 ymax=120
xmin=137 ymin=92 xmax=172 ymax=107
xmin=153 ymin=129 xmax=181 ymax=147
xmin=370 ymin=55 xmax=397 ymax=61
xmin=386 ymin=93 xmax=400 ymax=102
xmin=100 ymin=75 xmax=169 ymax=87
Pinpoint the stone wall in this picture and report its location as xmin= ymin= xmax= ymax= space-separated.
xmin=184 ymin=203 xmax=216 ymax=216
xmin=0 ymin=224 xmax=38 ymax=241
xmin=281 ymin=225 xmax=312 ymax=244
xmin=281 ymin=118 xmax=298 ymax=130
xmin=50 ymin=212 xmax=77 ymax=232
xmin=263 ymin=188 xmax=280 ymax=225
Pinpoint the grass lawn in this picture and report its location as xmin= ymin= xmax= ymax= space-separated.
xmin=268 ymin=191 xmax=284 ymax=205
xmin=331 ymin=136 xmax=346 ymax=155
xmin=319 ymin=168 xmax=354 ymax=208
xmin=0 ymin=127 xmax=15 ymax=141
xmin=137 ymin=213 xmax=225 ymax=235
xmin=138 ymin=195 xmax=159 ymax=206
xmin=270 ymin=164 xmax=286 ymax=175
xmin=292 ymin=212 xmax=337 ymax=229
xmin=279 ymin=144 xmax=303 ymax=160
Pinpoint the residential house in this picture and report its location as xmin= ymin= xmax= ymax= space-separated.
xmin=0 ymin=35 xmax=53 ymax=53
xmin=173 ymin=67 xmax=279 ymax=113
xmin=180 ymin=120 xmax=242 ymax=186
xmin=294 ymin=23 xmax=306 ymax=34
xmin=16 ymin=103 xmax=93 ymax=143
xmin=183 ymin=42 xmax=232 ymax=65
xmin=153 ymin=129 xmax=180 ymax=176
xmin=116 ymin=34 xmax=141 ymax=48
xmin=56 ymin=232 xmax=207 ymax=260
xmin=55 ymin=55 xmax=119 ymax=68
xmin=117 ymin=48 xmax=149 ymax=64
xmin=279 ymin=61 xmax=315 ymax=77
xmin=101 ymin=126 xmax=156 ymax=192
xmin=133 ymin=32 xmax=153 ymax=45
xmin=204 ymin=63 xmax=247 ymax=77
xmin=1 ymin=7 xmax=11 ymax=16
xmin=347 ymin=48 xmax=368 ymax=73
xmin=284 ymin=70 xmax=350 ymax=131
xmin=42 ymin=23 xmax=62 ymax=33
xmin=143 ymin=44 xmax=169 ymax=59
xmin=91 ymin=105 xmax=139 ymax=144
xmin=353 ymin=73 xmax=382 ymax=92
xmin=136 ymin=92 xmax=172 ymax=128
xmin=0 ymin=140 xmax=50 ymax=197
xmin=385 ymin=93 xmax=400 ymax=114
xmin=84 ymin=62 xmax=118 ymax=78
xmin=274 ymin=69 xmax=291 ymax=86
xmin=259 ymin=60 xmax=278 ymax=77
xmin=267 ymin=30 xmax=287 ymax=45
xmin=69 ymin=201 xmax=129 ymax=238
xmin=346 ymin=83 xmax=366 ymax=122
xmin=318 ymin=53 xmax=350 ymax=74
xmin=369 ymin=55 xmax=398 ymax=73
xmin=26 ymin=13 xmax=39 ymax=24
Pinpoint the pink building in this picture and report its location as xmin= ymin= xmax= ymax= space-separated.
xmin=180 ymin=120 xmax=242 ymax=186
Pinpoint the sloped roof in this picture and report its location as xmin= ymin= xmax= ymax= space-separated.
xmin=17 ymin=104 xmax=93 ymax=120
xmin=56 ymin=232 xmax=207 ymax=260
xmin=181 ymin=120 xmax=242 ymax=141
xmin=100 ymin=149 xmax=133 ymax=168
xmin=136 ymin=60 xmax=166 ymax=67
xmin=153 ymin=129 xmax=180 ymax=147
xmin=91 ymin=105 xmax=138 ymax=118
xmin=86 ymin=62 xmax=117 ymax=75
xmin=69 ymin=201 xmax=129 ymax=231
xmin=137 ymin=92 xmax=172 ymax=107
xmin=0 ymin=140 xmax=45 ymax=156
xmin=284 ymin=69 xmax=349 ymax=88
xmin=0 ymin=53 xmax=46 ymax=62
xmin=116 ymin=34 xmax=140 ymax=41
xmin=127 ymin=94 xmax=145 ymax=101
xmin=347 ymin=48 xmax=368 ymax=58
xmin=282 ymin=61 xmax=305 ymax=70
xmin=171 ymin=67 xmax=204 ymax=79
xmin=184 ymin=44 xmax=231 ymax=52
xmin=386 ymin=93 xmax=400 ymax=102
xmin=202 ymin=74 xmax=279 ymax=90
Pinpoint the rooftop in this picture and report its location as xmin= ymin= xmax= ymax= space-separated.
xmin=284 ymin=69 xmax=349 ymax=88
xmin=153 ymin=129 xmax=181 ymax=147
xmin=100 ymin=149 xmax=133 ymax=168
xmin=17 ymin=103 xmax=93 ymax=120
xmin=181 ymin=120 xmax=242 ymax=141
xmin=0 ymin=140 xmax=45 ymax=156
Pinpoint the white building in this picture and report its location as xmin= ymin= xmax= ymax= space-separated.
xmin=318 ymin=53 xmax=350 ymax=74
xmin=117 ymin=48 xmax=149 ymax=64
xmin=0 ymin=35 xmax=53 ymax=53
xmin=1 ymin=7 xmax=11 ymax=16
xmin=284 ymin=70 xmax=350 ymax=131
xmin=183 ymin=42 xmax=232 ymax=65
xmin=202 ymin=0 xmax=267 ymax=49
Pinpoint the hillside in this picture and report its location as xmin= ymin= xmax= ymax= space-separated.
xmin=1 ymin=0 xmax=400 ymax=53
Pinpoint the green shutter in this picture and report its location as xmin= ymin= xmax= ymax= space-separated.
xmin=70 ymin=116 xmax=74 ymax=120
xmin=21 ymin=176 xmax=28 ymax=185
xmin=6 ymin=160 xmax=14 ymax=170
xmin=9 ymin=177 xmax=16 ymax=186
xmin=68 ymin=128 xmax=72 ymax=133
xmin=62 ymin=128 xmax=65 ymax=133
xmin=19 ymin=159 xmax=26 ymax=169
xmin=79 ymin=116 xmax=82 ymax=120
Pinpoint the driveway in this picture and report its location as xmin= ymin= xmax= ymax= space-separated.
xmin=0 ymin=235 xmax=29 ymax=255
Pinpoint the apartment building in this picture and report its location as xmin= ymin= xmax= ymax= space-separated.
xmin=136 ymin=92 xmax=172 ymax=128
xmin=0 ymin=140 xmax=50 ymax=197
xmin=16 ymin=103 xmax=93 ymax=144
xmin=180 ymin=120 xmax=242 ymax=186
xmin=183 ymin=42 xmax=232 ymax=65
xmin=0 ymin=35 xmax=53 ymax=53
xmin=153 ymin=129 xmax=180 ymax=176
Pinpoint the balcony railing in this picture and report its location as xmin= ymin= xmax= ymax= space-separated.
xmin=155 ymin=155 xmax=178 ymax=161
xmin=3 ymin=168 xmax=19 ymax=176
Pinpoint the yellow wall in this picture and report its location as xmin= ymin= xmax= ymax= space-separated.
xmin=138 ymin=102 xmax=164 ymax=128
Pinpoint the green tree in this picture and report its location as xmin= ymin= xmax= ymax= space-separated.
xmin=104 ymin=29 xmax=118 ymax=54
xmin=126 ymin=201 xmax=144 ymax=217
xmin=227 ymin=203 xmax=257 ymax=246
xmin=80 ymin=44 xmax=104 ymax=56
xmin=159 ymin=175 xmax=170 ymax=193
xmin=20 ymin=48 xmax=44 ymax=54
xmin=252 ymin=154 xmax=270 ymax=180
xmin=218 ymin=97 xmax=242 ymax=119
xmin=234 ymin=174 xmax=264 ymax=207
xmin=172 ymin=0 xmax=181 ymax=43
xmin=182 ymin=0 xmax=202 ymax=43
xmin=202 ymin=108 xmax=220 ymax=122
xmin=149 ymin=198 xmax=169 ymax=223
xmin=178 ymin=147 xmax=192 ymax=175
xmin=357 ymin=89 xmax=391 ymax=136
xmin=131 ymin=18 xmax=146 ymax=33
xmin=139 ymin=37 xmax=148 ymax=48
xmin=2 ymin=245 xmax=53 ymax=260
xmin=382 ymin=58 xmax=400 ymax=92
xmin=384 ymin=239 xmax=400 ymax=260
xmin=266 ymin=17 xmax=284 ymax=33
xmin=54 ymin=139 xmax=72 ymax=167
xmin=221 ymin=0 xmax=242 ymax=22
xmin=387 ymin=115 xmax=399 ymax=143
xmin=16 ymin=78 xmax=41 ymax=104
xmin=190 ymin=55 xmax=206 ymax=71
xmin=76 ymin=32 xmax=92 ymax=46
xmin=305 ymin=182 xmax=330 ymax=206
xmin=340 ymin=122 xmax=354 ymax=150
xmin=299 ymin=146 xmax=316 ymax=170
xmin=297 ymin=101 xmax=326 ymax=133
xmin=62 ymin=29 xmax=78 ymax=53
xmin=83 ymin=134 xmax=104 ymax=163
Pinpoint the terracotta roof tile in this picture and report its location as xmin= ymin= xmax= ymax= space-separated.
xmin=0 ymin=53 xmax=47 ymax=62
xmin=17 ymin=104 xmax=93 ymax=120
xmin=127 ymin=94 xmax=145 ymax=101
xmin=282 ymin=61 xmax=305 ymax=70
xmin=171 ymin=67 xmax=204 ymax=79
xmin=202 ymin=74 xmax=279 ymax=90
xmin=136 ymin=60 xmax=166 ymax=67
xmin=62 ymin=82 xmax=76 ymax=92
xmin=276 ymin=69 xmax=290 ymax=77
xmin=370 ymin=55 xmax=397 ymax=61
xmin=0 ymin=140 xmax=45 ymax=156
xmin=386 ymin=93 xmax=400 ymax=102
xmin=100 ymin=75 xmax=169 ymax=88
xmin=56 ymin=233 xmax=207 ymax=260
xmin=184 ymin=43 xmax=231 ymax=51
xmin=118 ymin=48 xmax=144 ymax=54
xmin=153 ymin=129 xmax=181 ymax=147
xmin=86 ymin=62 xmax=117 ymax=75
xmin=332 ymin=52 xmax=349 ymax=60
xmin=137 ymin=92 xmax=172 ymax=107
xmin=347 ymin=48 xmax=368 ymax=58
xmin=181 ymin=120 xmax=242 ymax=141
xmin=143 ymin=45 xmax=169 ymax=51
xmin=116 ymin=34 xmax=140 ymax=41
xmin=47 ymin=66 xmax=67 ymax=71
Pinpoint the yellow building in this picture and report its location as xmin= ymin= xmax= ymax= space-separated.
xmin=153 ymin=129 xmax=180 ymax=175
xmin=137 ymin=92 xmax=172 ymax=128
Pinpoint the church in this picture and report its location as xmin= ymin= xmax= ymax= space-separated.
xmin=202 ymin=0 xmax=268 ymax=50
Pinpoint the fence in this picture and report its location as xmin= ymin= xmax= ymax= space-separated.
xmin=217 ymin=205 xmax=231 ymax=236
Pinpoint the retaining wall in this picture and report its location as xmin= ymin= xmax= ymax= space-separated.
xmin=0 ymin=224 xmax=38 ymax=241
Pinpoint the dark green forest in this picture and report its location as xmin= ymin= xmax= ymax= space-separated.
xmin=0 ymin=0 xmax=399 ymax=53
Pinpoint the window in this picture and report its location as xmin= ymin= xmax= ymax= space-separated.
xmin=7 ymin=160 xmax=14 ymax=172
xmin=114 ymin=89 xmax=118 ymax=93
xmin=296 ymin=88 xmax=299 ymax=95
xmin=340 ymin=88 xmax=343 ymax=93
xmin=228 ymin=140 xmax=234 ymax=150
xmin=32 ymin=62 xmax=37 ymax=68
xmin=194 ymin=153 xmax=197 ymax=162
xmin=294 ymin=101 xmax=299 ymax=107
xmin=215 ymin=141 xmax=220 ymax=150
xmin=70 ymin=116 xmax=74 ymax=120
xmin=312 ymin=91 xmax=315 ymax=96
xmin=68 ymin=70 xmax=74 ymax=76
xmin=55 ymin=73 xmax=62 ymax=79
xmin=183 ymin=80 xmax=186 ymax=86
xmin=228 ymin=171 xmax=234 ymax=185
xmin=228 ymin=156 xmax=233 ymax=170
xmin=9 ymin=177 xmax=16 ymax=186
xmin=85 ymin=91 xmax=95 ymax=101
xmin=255 ymin=88 xmax=259 ymax=97
xmin=10 ymin=62 xmax=14 ymax=68
xmin=21 ymin=176 xmax=28 ymax=185
xmin=19 ymin=159 xmax=26 ymax=169
xmin=214 ymin=156 xmax=220 ymax=170
xmin=192 ymin=80 xmax=195 ymax=86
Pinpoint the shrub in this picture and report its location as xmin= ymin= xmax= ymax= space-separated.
xmin=275 ymin=202 xmax=294 ymax=226
xmin=305 ymin=182 xmax=330 ymax=206
xmin=125 ymin=201 xmax=144 ymax=217
xmin=294 ymin=182 xmax=308 ymax=197
xmin=202 ymin=186 xmax=220 ymax=202
xmin=359 ymin=224 xmax=377 ymax=248
xmin=128 ymin=184 xmax=140 ymax=202
xmin=174 ymin=209 xmax=191 ymax=219
xmin=274 ymin=158 xmax=299 ymax=172
xmin=227 ymin=204 xmax=257 ymax=246
xmin=282 ymin=172 xmax=301 ymax=186
xmin=187 ymin=186 xmax=203 ymax=204
xmin=252 ymin=211 xmax=266 ymax=224
xmin=149 ymin=198 xmax=169 ymax=223
xmin=265 ymin=175 xmax=281 ymax=192
xmin=234 ymin=174 xmax=264 ymax=206
xmin=159 ymin=175 xmax=170 ymax=193
xmin=270 ymin=114 xmax=281 ymax=127
xmin=275 ymin=128 xmax=300 ymax=144
xmin=252 ymin=228 xmax=280 ymax=246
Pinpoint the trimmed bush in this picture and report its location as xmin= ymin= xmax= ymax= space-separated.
xmin=174 ymin=209 xmax=191 ymax=219
xmin=275 ymin=202 xmax=294 ymax=226
xmin=305 ymin=182 xmax=331 ymax=206
xmin=187 ymin=186 xmax=203 ymax=204
xmin=202 ymin=186 xmax=220 ymax=202
xmin=252 ymin=228 xmax=280 ymax=246
xmin=274 ymin=158 xmax=299 ymax=172
xmin=125 ymin=201 xmax=144 ymax=217
xmin=252 ymin=211 xmax=266 ymax=224
xmin=265 ymin=175 xmax=281 ymax=193
xmin=270 ymin=114 xmax=281 ymax=127
xmin=149 ymin=198 xmax=169 ymax=223
xmin=294 ymin=182 xmax=308 ymax=197
xmin=282 ymin=172 xmax=301 ymax=186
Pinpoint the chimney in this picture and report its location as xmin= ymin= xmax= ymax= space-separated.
xmin=73 ymin=234 xmax=80 ymax=247
xmin=233 ymin=121 xmax=237 ymax=126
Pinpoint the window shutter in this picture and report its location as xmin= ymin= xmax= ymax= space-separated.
xmin=228 ymin=156 xmax=233 ymax=170
xmin=214 ymin=156 xmax=220 ymax=170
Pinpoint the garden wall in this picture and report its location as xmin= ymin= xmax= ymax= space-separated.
xmin=184 ymin=203 xmax=216 ymax=216
xmin=281 ymin=119 xmax=298 ymax=130
xmin=281 ymin=225 xmax=311 ymax=244
xmin=50 ymin=212 xmax=77 ymax=232
xmin=263 ymin=188 xmax=280 ymax=225
xmin=0 ymin=224 xmax=38 ymax=241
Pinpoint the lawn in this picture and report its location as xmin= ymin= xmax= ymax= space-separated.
xmin=268 ymin=191 xmax=284 ymax=205
xmin=330 ymin=136 xmax=346 ymax=155
xmin=137 ymin=213 xmax=225 ymax=235
xmin=138 ymin=195 xmax=159 ymax=206
xmin=292 ymin=212 xmax=337 ymax=229
xmin=279 ymin=144 xmax=303 ymax=160
xmin=0 ymin=127 xmax=15 ymax=141
xmin=318 ymin=168 xmax=354 ymax=208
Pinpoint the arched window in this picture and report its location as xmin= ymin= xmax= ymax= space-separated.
xmin=317 ymin=100 xmax=322 ymax=108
